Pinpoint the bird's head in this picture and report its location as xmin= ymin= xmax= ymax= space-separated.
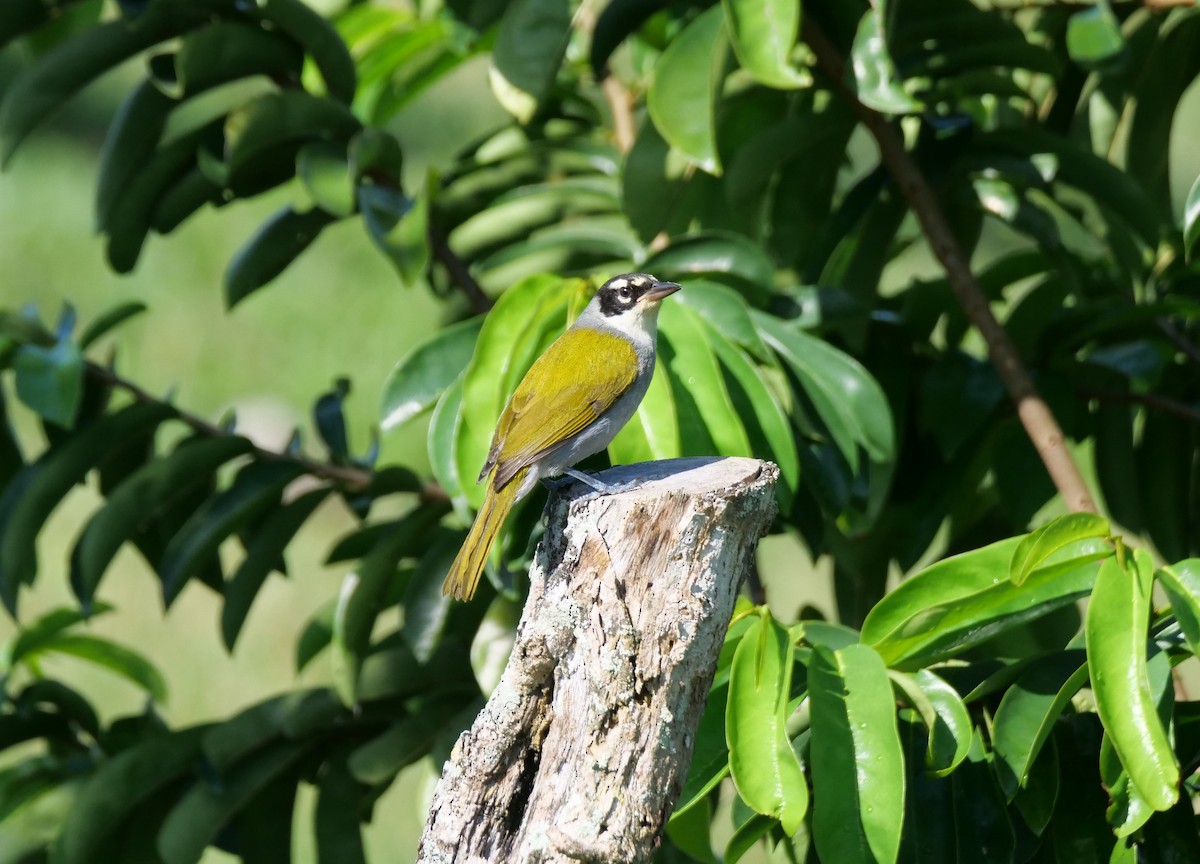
xmin=591 ymin=273 xmax=681 ymax=325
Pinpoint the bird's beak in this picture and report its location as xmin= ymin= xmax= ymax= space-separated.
xmin=639 ymin=280 xmax=682 ymax=304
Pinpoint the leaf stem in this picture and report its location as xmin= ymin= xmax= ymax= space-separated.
xmin=803 ymin=18 xmax=1099 ymax=514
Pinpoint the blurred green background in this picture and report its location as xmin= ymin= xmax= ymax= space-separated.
xmin=3 ymin=12 xmax=1200 ymax=861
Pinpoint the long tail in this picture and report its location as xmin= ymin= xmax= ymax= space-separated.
xmin=442 ymin=468 xmax=527 ymax=600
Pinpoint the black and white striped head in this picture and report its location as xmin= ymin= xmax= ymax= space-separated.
xmin=595 ymin=273 xmax=681 ymax=318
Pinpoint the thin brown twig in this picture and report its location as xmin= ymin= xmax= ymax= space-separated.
xmin=802 ymin=18 xmax=1099 ymax=514
xmin=429 ymin=223 xmax=492 ymax=314
xmin=602 ymin=76 xmax=636 ymax=155
xmin=86 ymin=361 xmax=375 ymax=490
xmin=1080 ymin=388 xmax=1200 ymax=425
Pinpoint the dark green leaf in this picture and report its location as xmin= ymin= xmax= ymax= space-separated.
xmin=221 ymin=487 xmax=331 ymax=650
xmin=950 ymin=729 xmax=1015 ymax=862
xmin=38 ymin=634 xmax=167 ymax=702
xmin=94 ymin=80 xmax=174 ymax=232
xmin=160 ymin=460 xmax=306 ymax=606
xmin=669 ymin=681 xmax=730 ymax=824
xmin=297 ymin=142 xmax=355 ymax=217
xmin=1157 ymin=559 xmax=1200 ymax=657
xmin=0 ymin=402 xmax=173 ymax=613
xmin=358 ymin=184 xmax=429 ymax=287
xmin=722 ymin=0 xmax=807 ymax=89
xmin=315 ymin=756 xmax=366 ymax=864
xmin=71 ymin=435 xmax=254 ymax=610
xmin=347 ymin=694 xmax=470 ymax=784
xmin=256 ymin=0 xmax=356 ymax=103
xmin=225 ymin=207 xmax=338 ymax=308
xmin=8 ymin=602 xmax=113 ymax=666
xmin=381 ymin=317 xmax=483 ymax=432
xmin=401 ymin=528 xmax=461 ymax=663
xmin=78 ymin=302 xmax=147 ymax=350
xmin=646 ymin=233 xmax=774 ymax=302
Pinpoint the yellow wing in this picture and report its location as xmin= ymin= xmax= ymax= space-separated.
xmin=482 ymin=327 xmax=638 ymax=490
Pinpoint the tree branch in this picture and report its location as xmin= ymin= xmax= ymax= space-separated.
xmin=419 ymin=457 xmax=779 ymax=864
xmin=429 ymin=223 xmax=493 ymax=314
xmin=86 ymin=361 xmax=378 ymax=491
xmin=1081 ymin=388 xmax=1200 ymax=426
xmin=802 ymin=18 xmax=1098 ymax=515
xmin=602 ymin=76 xmax=636 ymax=155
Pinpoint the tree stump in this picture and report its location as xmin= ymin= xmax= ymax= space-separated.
xmin=417 ymin=457 xmax=778 ymax=864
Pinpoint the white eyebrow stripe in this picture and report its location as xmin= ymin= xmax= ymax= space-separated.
xmin=610 ymin=277 xmax=628 ymax=289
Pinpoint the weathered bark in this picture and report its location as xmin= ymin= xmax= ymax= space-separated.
xmin=418 ymin=457 xmax=778 ymax=864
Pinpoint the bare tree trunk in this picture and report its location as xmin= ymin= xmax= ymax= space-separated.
xmin=418 ymin=457 xmax=778 ymax=864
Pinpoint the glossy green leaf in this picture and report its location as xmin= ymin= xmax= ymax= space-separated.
xmin=38 ymin=634 xmax=166 ymax=703
xmin=160 ymin=460 xmax=304 ymax=605
xmin=665 ymin=800 xmax=717 ymax=864
xmin=708 ymin=333 xmax=799 ymax=509
xmin=864 ymin=537 xmax=1106 ymax=666
xmin=225 ymin=207 xmax=338 ymax=308
xmin=78 ymin=301 xmax=147 ymax=350
xmin=1012 ymin=735 xmax=1058 ymax=836
xmin=991 ymin=650 xmax=1087 ymax=799
xmin=727 ymin=611 xmax=808 ymax=835
xmin=1185 ymin=174 xmax=1200 ymax=262
xmin=489 ymin=0 xmax=571 ymax=122
xmin=675 ymin=279 xmax=771 ymax=362
xmin=358 ymin=184 xmax=429 ymax=287
xmin=382 ymin=317 xmax=482 ymax=432
xmin=330 ymin=503 xmax=449 ymax=705
xmin=347 ymin=695 xmax=469 ymax=784
xmin=70 ymin=435 xmax=254 ymax=610
xmin=646 ymin=233 xmax=774 ymax=301
xmin=1066 ymin=5 xmax=1124 ymax=66
xmin=13 ymin=340 xmax=83 ymax=428
xmin=722 ymin=0 xmax=807 ymax=89
xmin=659 ymin=303 xmax=752 ymax=458
xmin=1010 ymin=513 xmax=1110 ymax=587
xmin=256 ymin=0 xmax=357 ymax=104
xmin=725 ymin=813 xmax=775 ymax=864
xmin=157 ymin=740 xmax=308 ymax=864
xmin=888 ymin=669 xmax=971 ymax=777
xmin=401 ymin=529 xmax=461 ymax=663
xmin=221 ymin=487 xmax=331 ymax=651
xmin=428 ymin=376 xmax=466 ymax=504
xmin=647 ymin=4 xmax=727 ymax=175
xmin=753 ymin=312 xmax=894 ymax=470
xmin=849 ymin=5 xmax=923 ymax=115
xmin=809 ymin=643 xmax=905 ymax=864
xmin=0 ymin=402 xmax=173 ymax=614
xmin=1086 ymin=549 xmax=1179 ymax=812
xmin=1158 ymin=559 xmax=1200 ymax=657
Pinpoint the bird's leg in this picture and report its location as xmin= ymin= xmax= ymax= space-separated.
xmin=561 ymin=467 xmax=624 ymax=495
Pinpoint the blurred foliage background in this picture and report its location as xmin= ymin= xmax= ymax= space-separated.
xmin=1 ymin=0 xmax=1200 ymax=862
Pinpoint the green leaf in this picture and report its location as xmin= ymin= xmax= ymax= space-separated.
xmin=1009 ymin=513 xmax=1110 ymax=586
xmin=401 ymin=529 xmax=461 ymax=663
xmin=659 ymin=303 xmax=752 ymax=458
xmin=8 ymin=602 xmax=113 ymax=666
xmin=726 ymin=611 xmax=808 ymax=835
xmin=675 ymin=279 xmax=770 ymax=362
xmin=221 ymin=488 xmax=331 ymax=651
xmin=991 ymin=650 xmax=1087 ymax=800
xmin=255 ymin=0 xmax=357 ymax=104
xmin=314 ymin=755 xmax=366 ymax=864
xmin=1184 ymin=174 xmax=1200 ymax=262
xmin=331 ymin=504 xmax=449 ymax=705
xmin=297 ymin=142 xmax=355 ymax=217
xmin=949 ymin=729 xmax=1015 ymax=862
xmin=665 ymin=800 xmax=718 ymax=864
xmin=39 ymin=634 xmax=167 ymax=703
xmin=58 ymin=725 xmax=206 ymax=864
xmin=647 ymin=4 xmax=727 ymax=175
xmin=725 ymin=813 xmax=775 ymax=864
xmin=358 ymin=184 xmax=429 ymax=287
xmin=809 ymin=643 xmax=905 ymax=864
xmin=1158 ymin=559 xmax=1200 ymax=657
xmin=95 ymin=80 xmax=174 ymax=232
xmin=78 ymin=302 xmax=148 ymax=350
xmin=849 ymin=4 xmax=923 ymax=115
xmin=157 ymin=740 xmax=309 ymax=864
xmin=669 ymin=681 xmax=730 ymax=824
xmin=70 ymin=435 xmax=254 ymax=610
xmin=1086 ymin=549 xmax=1180 ymax=812
xmin=0 ymin=777 xmax=78 ymax=864
xmin=753 ymin=312 xmax=895 ymax=470
xmin=646 ymin=233 xmax=774 ymax=302
xmin=888 ymin=669 xmax=971 ymax=777
xmin=347 ymin=694 xmax=470 ymax=784
xmin=13 ymin=340 xmax=83 ymax=428
xmin=428 ymin=376 xmax=465 ymax=504
xmin=489 ymin=0 xmax=571 ymax=123
xmin=708 ymin=333 xmax=799 ymax=510
xmin=0 ymin=402 xmax=173 ymax=614
xmin=0 ymin=12 xmax=188 ymax=165
xmin=381 ymin=317 xmax=483 ymax=433
xmin=159 ymin=460 xmax=305 ymax=606
xmin=1066 ymin=5 xmax=1124 ymax=66
xmin=225 ymin=206 xmax=338 ymax=308
xmin=722 ymin=0 xmax=808 ymax=89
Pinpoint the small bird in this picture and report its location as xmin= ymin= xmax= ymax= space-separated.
xmin=442 ymin=273 xmax=682 ymax=600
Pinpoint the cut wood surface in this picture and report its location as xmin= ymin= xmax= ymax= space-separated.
xmin=418 ymin=456 xmax=778 ymax=864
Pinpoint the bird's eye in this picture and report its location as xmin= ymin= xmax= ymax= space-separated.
xmin=619 ymin=285 xmax=632 ymax=299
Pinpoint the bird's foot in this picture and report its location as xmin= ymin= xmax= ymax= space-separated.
xmin=561 ymin=468 xmax=626 ymax=495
